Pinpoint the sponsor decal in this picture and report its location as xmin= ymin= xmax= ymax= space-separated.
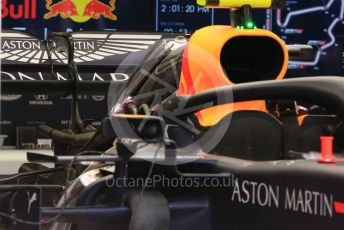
xmin=0 ymin=32 xmax=161 ymax=64
xmin=0 ymin=95 xmax=22 ymax=101
xmin=27 ymin=191 xmax=37 ymax=214
xmin=44 ymin=0 xmax=117 ymax=23
xmin=91 ymin=121 xmax=101 ymax=126
xmin=2 ymin=40 xmax=41 ymax=50
xmin=61 ymin=120 xmax=71 ymax=125
xmin=0 ymin=71 xmax=130 ymax=82
xmin=60 ymin=120 xmax=104 ymax=126
xmin=334 ymin=201 xmax=344 ymax=214
xmin=0 ymin=120 xmax=12 ymax=125
xmin=2 ymin=39 xmax=92 ymax=51
xmin=91 ymin=95 xmax=105 ymax=101
xmin=26 ymin=121 xmax=47 ymax=125
xmin=228 ymin=175 xmax=344 ymax=218
xmin=1 ymin=0 xmax=37 ymax=19
xmin=61 ymin=95 xmax=89 ymax=100
xmin=34 ymin=95 xmax=49 ymax=100
xmin=73 ymin=40 xmax=96 ymax=50
xmin=284 ymin=188 xmax=332 ymax=217
xmin=15 ymin=187 xmax=41 ymax=230
xmin=29 ymin=95 xmax=54 ymax=106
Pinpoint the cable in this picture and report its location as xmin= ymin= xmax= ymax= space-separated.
xmin=138 ymin=104 xmax=151 ymax=116
xmin=127 ymin=103 xmax=138 ymax=115
xmin=44 ymin=39 xmax=56 ymax=80
xmin=0 ymin=210 xmax=41 ymax=226
xmin=0 ymin=168 xmax=64 ymax=183
xmin=0 ymin=185 xmax=64 ymax=191
xmin=333 ymin=121 xmax=344 ymax=135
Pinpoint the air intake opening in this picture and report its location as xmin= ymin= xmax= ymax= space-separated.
xmin=220 ymin=36 xmax=285 ymax=83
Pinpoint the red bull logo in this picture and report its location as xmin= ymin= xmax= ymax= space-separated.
xmin=2 ymin=0 xmax=37 ymax=19
xmin=44 ymin=0 xmax=117 ymax=23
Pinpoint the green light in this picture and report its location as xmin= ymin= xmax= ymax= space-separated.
xmin=245 ymin=21 xmax=255 ymax=29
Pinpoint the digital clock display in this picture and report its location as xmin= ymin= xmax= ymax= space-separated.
xmin=155 ymin=0 xmax=268 ymax=33
xmin=155 ymin=0 xmax=215 ymax=33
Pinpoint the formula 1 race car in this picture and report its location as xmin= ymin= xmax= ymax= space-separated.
xmin=1 ymin=0 xmax=344 ymax=229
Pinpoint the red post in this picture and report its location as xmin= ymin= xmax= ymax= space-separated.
xmin=318 ymin=136 xmax=336 ymax=163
